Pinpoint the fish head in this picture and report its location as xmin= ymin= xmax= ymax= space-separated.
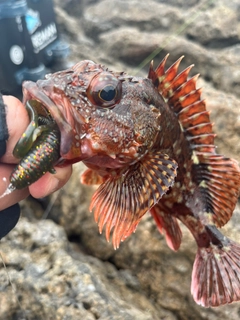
xmin=22 ymin=60 xmax=161 ymax=168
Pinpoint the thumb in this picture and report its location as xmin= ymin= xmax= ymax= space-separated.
xmin=1 ymin=95 xmax=29 ymax=164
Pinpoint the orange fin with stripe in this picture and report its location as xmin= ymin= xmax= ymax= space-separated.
xmin=90 ymin=151 xmax=178 ymax=249
xmin=150 ymin=203 xmax=182 ymax=251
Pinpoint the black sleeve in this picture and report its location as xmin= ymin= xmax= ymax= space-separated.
xmin=0 ymin=93 xmax=9 ymax=157
xmin=0 ymin=93 xmax=20 ymax=239
xmin=0 ymin=204 xmax=20 ymax=239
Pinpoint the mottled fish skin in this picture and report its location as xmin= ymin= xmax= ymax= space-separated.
xmin=22 ymin=56 xmax=240 ymax=308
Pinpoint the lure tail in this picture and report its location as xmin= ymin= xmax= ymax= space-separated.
xmin=0 ymin=182 xmax=16 ymax=199
xmin=191 ymin=238 xmax=240 ymax=307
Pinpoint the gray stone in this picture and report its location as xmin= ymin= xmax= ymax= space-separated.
xmin=155 ymin=0 xmax=198 ymax=7
xmin=82 ymin=0 xmax=184 ymax=40
xmin=185 ymin=5 xmax=240 ymax=48
xmin=200 ymin=78 xmax=240 ymax=163
xmin=0 ymin=219 xmax=161 ymax=320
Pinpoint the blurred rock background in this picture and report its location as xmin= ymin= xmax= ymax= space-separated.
xmin=1 ymin=0 xmax=240 ymax=319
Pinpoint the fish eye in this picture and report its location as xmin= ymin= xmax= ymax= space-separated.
xmin=87 ymin=72 xmax=122 ymax=108
xmin=99 ymin=85 xmax=117 ymax=102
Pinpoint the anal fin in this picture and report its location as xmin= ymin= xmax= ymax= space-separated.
xmin=151 ymin=203 xmax=182 ymax=251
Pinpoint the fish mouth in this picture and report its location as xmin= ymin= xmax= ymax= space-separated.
xmin=22 ymin=80 xmax=86 ymax=160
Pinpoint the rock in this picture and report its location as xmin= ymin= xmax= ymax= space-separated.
xmin=55 ymin=0 xmax=240 ymax=97
xmin=98 ymin=27 xmax=240 ymax=98
xmin=155 ymin=0 xmax=198 ymax=7
xmin=200 ymin=78 xmax=240 ymax=163
xmin=186 ymin=6 xmax=240 ymax=48
xmin=82 ymin=1 xmax=184 ymax=40
xmin=98 ymin=27 xmax=218 ymax=69
xmin=0 ymin=218 xmax=161 ymax=320
xmin=2 ymin=205 xmax=240 ymax=319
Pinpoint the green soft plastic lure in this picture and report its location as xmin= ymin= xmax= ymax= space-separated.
xmin=1 ymin=100 xmax=60 ymax=195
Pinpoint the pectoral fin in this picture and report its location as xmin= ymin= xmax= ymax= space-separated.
xmin=90 ymin=151 xmax=178 ymax=249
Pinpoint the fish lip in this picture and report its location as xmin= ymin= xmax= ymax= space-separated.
xmin=22 ymin=80 xmax=85 ymax=158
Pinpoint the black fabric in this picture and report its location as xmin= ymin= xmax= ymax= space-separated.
xmin=0 ymin=93 xmax=8 ymax=157
xmin=0 ymin=140 xmax=6 ymax=157
xmin=0 ymin=93 xmax=21 ymax=237
xmin=0 ymin=204 xmax=20 ymax=239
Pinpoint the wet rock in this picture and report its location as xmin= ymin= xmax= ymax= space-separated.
xmin=98 ymin=27 xmax=217 ymax=69
xmin=82 ymin=1 xmax=184 ymax=40
xmin=0 ymin=218 xmax=161 ymax=320
xmin=200 ymin=78 xmax=240 ymax=162
xmin=155 ymin=0 xmax=199 ymax=7
xmin=214 ymin=44 xmax=240 ymax=97
xmin=186 ymin=6 xmax=240 ymax=48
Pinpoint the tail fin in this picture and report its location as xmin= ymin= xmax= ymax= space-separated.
xmin=191 ymin=240 xmax=240 ymax=307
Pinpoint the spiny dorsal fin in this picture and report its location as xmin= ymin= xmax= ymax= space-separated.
xmin=90 ymin=151 xmax=178 ymax=249
xmin=149 ymin=55 xmax=240 ymax=227
xmin=148 ymin=55 xmax=215 ymax=154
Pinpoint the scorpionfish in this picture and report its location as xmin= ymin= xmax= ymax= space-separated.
xmin=6 ymin=55 xmax=240 ymax=307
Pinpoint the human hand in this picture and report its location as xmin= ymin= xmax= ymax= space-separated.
xmin=0 ymin=95 xmax=72 ymax=211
